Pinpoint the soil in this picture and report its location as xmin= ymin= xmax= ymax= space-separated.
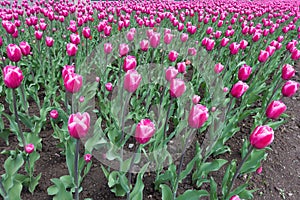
xmin=0 ymin=72 xmax=299 ymax=200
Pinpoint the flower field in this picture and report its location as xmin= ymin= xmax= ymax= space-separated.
xmin=0 ymin=0 xmax=300 ymax=199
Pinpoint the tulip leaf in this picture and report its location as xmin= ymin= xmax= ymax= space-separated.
xmin=176 ymin=189 xmax=209 ymax=200
xmin=160 ymin=184 xmax=173 ymax=200
xmin=222 ymin=160 xmax=236 ymax=196
xmin=129 ymin=163 xmax=149 ymax=200
xmin=4 ymin=154 xmax=24 ymax=176
xmin=179 ymin=156 xmax=196 ymax=182
xmin=7 ymin=180 xmax=22 ymax=200
xmin=29 ymin=173 xmax=42 ymax=194
xmin=240 ymin=149 xmax=267 ymax=174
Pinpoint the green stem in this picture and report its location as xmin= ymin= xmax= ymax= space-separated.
xmin=65 ymin=91 xmax=69 ymax=115
xmin=121 ymin=93 xmax=130 ymax=143
xmin=163 ymin=97 xmax=174 ymax=141
xmin=126 ymin=147 xmax=139 ymax=200
xmin=74 ymin=139 xmax=80 ymax=200
xmin=12 ymin=89 xmax=26 ymax=147
xmin=85 ymin=38 xmax=88 ymax=57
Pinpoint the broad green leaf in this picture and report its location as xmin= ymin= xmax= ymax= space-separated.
xmin=176 ymin=189 xmax=209 ymax=200
xmin=160 ymin=184 xmax=173 ymax=200
xmin=29 ymin=173 xmax=41 ymax=194
xmin=7 ymin=180 xmax=22 ymax=200
xmin=129 ymin=163 xmax=149 ymax=200
xmin=210 ymin=177 xmax=218 ymax=200
xmin=240 ymin=149 xmax=266 ymax=174
xmin=4 ymin=154 xmax=24 ymax=176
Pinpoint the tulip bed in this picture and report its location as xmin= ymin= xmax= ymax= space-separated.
xmin=0 ymin=0 xmax=300 ymax=199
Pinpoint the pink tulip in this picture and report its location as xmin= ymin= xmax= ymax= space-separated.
xmin=223 ymin=87 xmax=229 ymax=93
xmin=229 ymin=42 xmax=239 ymax=55
xmin=70 ymin=33 xmax=80 ymax=45
xmin=230 ymin=195 xmax=241 ymax=200
xmin=6 ymin=44 xmax=22 ymax=62
xmin=206 ymin=39 xmax=215 ymax=51
xmin=220 ymin=37 xmax=229 ymax=47
xmin=165 ymin=66 xmax=178 ymax=82
xmin=188 ymin=104 xmax=209 ymax=129
xmin=252 ymin=32 xmax=261 ymax=42
xmin=266 ymin=100 xmax=286 ymax=119
xmin=135 ymin=119 xmax=156 ymax=144
xmin=39 ymin=22 xmax=47 ymax=31
xmin=50 ymin=110 xmax=59 ymax=119
xmin=215 ymin=31 xmax=222 ymax=39
xmin=46 ymin=37 xmax=54 ymax=47
xmin=62 ymin=65 xmax=75 ymax=79
xmin=149 ymin=32 xmax=160 ymax=48
xmin=201 ymin=37 xmax=209 ymax=46
xmin=126 ymin=31 xmax=135 ymax=42
xmin=170 ymin=78 xmax=186 ymax=98
xmin=104 ymin=26 xmax=112 ymax=36
xmin=180 ymin=33 xmax=188 ymax=42
xmin=281 ymin=80 xmax=300 ymax=97
xmin=105 ymin=82 xmax=113 ymax=91
xmin=188 ymin=48 xmax=197 ymax=56
xmin=214 ymin=63 xmax=224 ymax=74
xmin=231 ymin=81 xmax=249 ymax=98
xmin=34 ymin=30 xmax=43 ymax=40
xmin=19 ymin=41 xmax=31 ymax=56
xmin=82 ymin=27 xmax=91 ymax=38
xmin=64 ymin=73 xmax=83 ymax=93
xmin=206 ymin=26 xmax=213 ymax=34
xmin=119 ymin=43 xmax=129 ymax=57
xmin=3 ymin=65 xmax=23 ymax=88
xmin=84 ymin=154 xmax=92 ymax=163
xmin=124 ymin=69 xmax=142 ymax=93
xmin=123 ymin=55 xmax=137 ymax=72
xmin=177 ymin=62 xmax=186 ymax=73
xmin=79 ymin=96 xmax=85 ymax=103
xmin=66 ymin=43 xmax=78 ymax=56
xmin=168 ymin=50 xmax=178 ymax=62
xmin=281 ymin=64 xmax=295 ymax=80
xmin=104 ymin=43 xmax=113 ymax=54
xmin=266 ymin=46 xmax=276 ymax=56
xmin=238 ymin=64 xmax=252 ymax=81
xmin=291 ymin=49 xmax=300 ymax=60
xmin=256 ymin=166 xmax=263 ymax=174
xmin=258 ymin=50 xmax=269 ymax=62
xmin=249 ymin=125 xmax=274 ymax=149
xmin=192 ymin=95 xmax=201 ymax=104
xmin=139 ymin=40 xmax=149 ymax=52
xmin=68 ymin=112 xmax=90 ymax=139
xmin=25 ymin=143 xmax=35 ymax=154
xmin=239 ymin=40 xmax=248 ymax=50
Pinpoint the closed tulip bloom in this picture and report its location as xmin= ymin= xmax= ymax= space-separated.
xmin=192 ymin=95 xmax=201 ymax=104
xmin=281 ymin=64 xmax=295 ymax=80
xmin=104 ymin=43 xmax=113 ymax=54
xmin=135 ymin=119 xmax=156 ymax=144
xmin=214 ymin=63 xmax=224 ymax=74
xmin=68 ymin=112 xmax=90 ymax=139
xmin=70 ymin=33 xmax=80 ymax=45
xmin=119 ymin=43 xmax=129 ymax=57
xmin=229 ymin=42 xmax=239 ymax=55
xmin=25 ymin=143 xmax=35 ymax=154
xmin=39 ymin=22 xmax=47 ymax=31
xmin=249 ymin=125 xmax=274 ymax=149
xmin=201 ymin=37 xmax=209 ymax=46
xmin=215 ymin=30 xmax=222 ymax=39
xmin=266 ymin=46 xmax=276 ymax=56
xmin=50 ymin=109 xmax=59 ymax=119
xmin=140 ymin=40 xmax=149 ymax=52
xmin=188 ymin=104 xmax=209 ymax=129
xmin=238 ymin=64 xmax=252 ymax=81
xmin=82 ymin=27 xmax=91 ymax=38
xmin=6 ymin=44 xmax=22 ymax=62
xmin=45 ymin=36 xmax=54 ymax=47
xmin=206 ymin=26 xmax=213 ymax=34
xmin=105 ymin=82 xmax=113 ymax=91
xmin=177 ymin=62 xmax=186 ymax=73
xmin=180 ymin=33 xmax=188 ymax=42
xmin=164 ymin=33 xmax=173 ymax=45
xmin=230 ymin=195 xmax=241 ymax=200
xmin=188 ymin=47 xmax=197 ymax=56
xmin=19 ymin=41 xmax=31 ymax=56
xmin=281 ymin=80 xmax=300 ymax=97
xmin=231 ymin=81 xmax=249 ymax=98
xmin=66 ymin=43 xmax=78 ymax=56
xmin=252 ymin=32 xmax=261 ymax=42
xmin=149 ymin=32 xmax=160 ymax=48
xmin=266 ymin=100 xmax=286 ymax=119
xmin=34 ymin=31 xmax=43 ymax=40
xmin=84 ymin=154 xmax=92 ymax=163
xmin=124 ymin=69 xmax=142 ymax=93
xmin=64 ymin=73 xmax=83 ymax=93
xmin=3 ymin=65 xmax=23 ymax=88
xmin=126 ymin=31 xmax=135 ymax=42
xmin=291 ymin=49 xmax=300 ymax=60
xmin=168 ymin=50 xmax=178 ymax=62
xmin=239 ymin=40 xmax=248 ymax=50
xmin=123 ymin=55 xmax=137 ymax=72
xmin=206 ymin=39 xmax=215 ymax=51
xmin=104 ymin=25 xmax=112 ymax=36
xmin=221 ymin=37 xmax=230 ymax=47
xmin=62 ymin=65 xmax=75 ymax=79
xmin=165 ymin=66 xmax=178 ymax=82
xmin=170 ymin=78 xmax=186 ymax=98
xmin=256 ymin=166 xmax=263 ymax=174
xmin=258 ymin=50 xmax=269 ymax=62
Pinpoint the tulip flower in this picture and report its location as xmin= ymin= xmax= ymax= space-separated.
xmin=180 ymin=33 xmax=188 ymax=42
xmin=188 ymin=104 xmax=209 ymax=129
xmin=66 ymin=43 xmax=78 ymax=56
xmin=84 ymin=154 xmax=92 ymax=163
xmin=19 ymin=41 xmax=31 ymax=56
xmin=82 ymin=27 xmax=91 ymax=38
xmin=62 ymin=65 xmax=75 ymax=79
xmin=249 ymin=125 xmax=274 ymax=149
xmin=258 ymin=50 xmax=269 ymax=62
xmin=229 ymin=42 xmax=239 ymax=55
xmin=266 ymin=100 xmax=286 ymax=119
xmin=164 ymin=33 xmax=173 ymax=45
xmin=168 ymin=50 xmax=178 ymax=62
xmin=124 ymin=69 xmax=142 ymax=93
xmin=70 ymin=33 xmax=81 ymax=45
xmin=192 ymin=95 xmax=201 ymax=104
xmin=104 ymin=43 xmax=113 ymax=54
xmin=34 ymin=30 xmax=43 ymax=40
xmin=50 ymin=110 xmax=59 ymax=119
xmin=220 ymin=37 xmax=230 ymax=47
xmin=79 ymin=96 xmax=85 ymax=103
xmin=105 ymin=82 xmax=113 ymax=91
xmin=119 ymin=43 xmax=129 ymax=57
xmin=3 ymin=65 xmax=23 ymax=88
xmin=149 ymin=32 xmax=160 ymax=48
xmin=64 ymin=73 xmax=83 ymax=93
xmin=238 ymin=64 xmax=252 ymax=81
xmin=281 ymin=80 xmax=300 ymax=97
xmin=281 ymin=64 xmax=295 ymax=80
xmin=46 ymin=37 xmax=54 ymax=47
xmin=206 ymin=39 xmax=215 ymax=51
xmin=135 ymin=119 xmax=156 ymax=144
xmin=188 ymin=48 xmax=197 ymax=56
xmin=123 ymin=55 xmax=137 ymax=72
xmin=256 ymin=166 xmax=263 ymax=174
xmin=25 ymin=143 xmax=35 ymax=154
xmin=104 ymin=26 xmax=112 ymax=36
xmin=239 ymin=40 xmax=248 ymax=50
xmin=230 ymin=81 xmax=249 ymax=98
xmin=6 ymin=44 xmax=22 ymax=62
xmin=230 ymin=195 xmax=241 ymax=200
xmin=177 ymin=62 xmax=186 ymax=73
xmin=214 ymin=63 xmax=224 ymax=74
xmin=126 ymin=31 xmax=135 ymax=42
xmin=68 ymin=112 xmax=90 ymax=139
xmin=165 ymin=66 xmax=178 ymax=82
xmin=170 ymin=78 xmax=186 ymax=98
xmin=291 ymin=49 xmax=300 ymax=60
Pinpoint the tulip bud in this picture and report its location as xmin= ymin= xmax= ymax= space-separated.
xmin=119 ymin=43 xmax=129 ymax=57
xmin=223 ymin=87 xmax=229 ymax=92
xmin=6 ymin=44 xmax=22 ymax=62
xmin=177 ymin=62 xmax=186 ymax=73
xmin=238 ymin=64 xmax=252 ymax=81
xmin=188 ymin=104 xmax=209 ymax=129
xmin=68 ymin=112 xmax=90 ymax=139
xmin=170 ymin=78 xmax=186 ymax=98
xmin=19 ymin=41 xmax=31 ymax=56
xmin=64 ymin=73 xmax=83 ymax=93
xmin=3 ymin=65 xmax=24 ymax=89
xmin=149 ymin=32 xmax=160 ymax=48
xmin=180 ymin=33 xmax=188 ymax=42
xmin=164 ymin=33 xmax=173 ymax=45
xmin=79 ymin=96 xmax=85 ymax=103
xmin=165 ymin=66 xmax=178 ymax=82
xmin=230 ymin=195 xmax=241 ymax=200
xmin=123 ymin=55 xmax=137 ymax=72
xmin=229 ymin=42 xmax=239 ymax=55
xmin=206 ymin=39 xmax=215 ymax=51
xmin=249 ymin=125 xmax=274 ymax=149
xmin=50 ymin=110 xmax=59 ymax=119
xmin=214 ymin=63 xmax=224 ymax=74
xmin=258 ymin=50 xmax=269 ymax=62
xmin=135 ymin=119 xmax=156 ymax=144
xmin=66 ymin=43 xmax=78 ymax=56
xmin=103 ymin=25 xmax=112 ymax=36
xmin=239 ymin=40 xmax=248 ymax=50
xmin=256 ymin=166 xmax=263 ymax=174
xmin=281 ymin=80 xmax=300 ymax=97
xmin=25 ymin=143 xmax=35 ymax=154
xmin=104 ymin=43 xmax=113 ymax=54
xmin=124 ymin=69 xmax=142 ymax=93
xmin=82 ymin=27 xmax=91 ymax=38
xmin=140 ymin=40 xmax=149 ymax=52
xmin=105 ymin=82 xmax=113 ymax=91
xmin=220 ymin=37 xmax=230 ymax=47
xmin=291 ymin=49 xmax=300 ymax=60
xmin=84 ymin=154 xmax=92 ymax=163
xmin=266 ymin=100 xmax=286 ymax=119
xmin=46 ymin=36 xmax=54 ymax=47
xmin=34 ymin=30 xmax=43 ymax=40
xmin=281 ymin=64 xmax=295 ymax=80
xmin=168 ymin=50 xmax=178 ymax=62
xmin=62 ymin=65 xmax=75 ymax=79
xmin=192 ymin=95 xmax=200 ymax=104
xmin=231 ymin=81 xmax=249 ymax=98
xmin=70 ymin=33 xmax=80 ymax=45
xmin=126 ymin=31 xmax=135 ymax=42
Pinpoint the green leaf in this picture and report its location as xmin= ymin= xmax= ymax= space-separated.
xmin=240 ymin=149 xmax=266 ymax=174
xmin=129 ymin=163 xmax=149 ymax=200
xmin=7 ymin=180 xmax=22 ymax=200
xmin=222 ymin=160 xmax=236 ymax=196
xmin=0 ymin=129 xmax=10 ymax=145
xmin=210 ymin=177 xmax=218 ymax=200
xmin=160 ymin=184 xmax=173 ymax=200
xmin=176 ymin=189 xmax=209 ymax=200
xmin=179 ymin=156 xmax=196 ymax=182
xmin=4 ymin=154 xmax=24 ymax=176
xmin=65 ymin=139 xmax=75 ymax=178
xmin=47 ymin=178 xmax=73 ymax=200
xmin=18 ymin=113 xmax=34 ymax=131
xmin=29 ymin=173 xmax=41 ymax=194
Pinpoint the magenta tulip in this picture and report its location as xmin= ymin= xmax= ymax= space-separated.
xmin=192 ymin=95 xmax=201 ymax=104
xmin=126 ymin=31 xmax=135 ymax=42
xmin=19 ymin=41 xmax=31 ymax=56
xmin=168 ymin=50 xmax=178 ymax=62
xmin=46 ymin=37 xmax=54 ymax=47
xmin=82 ymin=27 xmax=91 ymax=38
xmin=266 ymin=100 xmax=286 ymax=119
xmin=256 ymin=166 xmax=263 ymax=174
xmin=68 ymin=112 xmax=90 ymax=139
xmin=170 ymin=78 xmax=186 ymax=98
xmin=180 ymin=33 xmax=188 ymax=42
xmin=229 ymin=42 xmax=239 ymax=55
xmin=230 ymin=195 xmax=241 ymax=200
xmin=6 ymin=44 xmax=22 ymax=62
xmin=25 ymin=144 xmax=35 ymax=154
xmin=177 ymin=62 xmax=186 ymax=73
xmin=70 ymin=34 xmax=81 ymax=45
xmin=62 ymin=65 xmax=75 ymax=79
xmin=50 ymin=110 xmax=59 ymax=119
xmin=119 ymin=43 xmax=129 ymax=57
xmin=206 ymin=39 xmax=215 ymax=51
xmin=220 ymin=37 xmax=230 ymax=47
xmin=105 ymin=82 xmax=113 ymax=91
xmin=149 ymin=32 xmax=160 ymax=48
xmin=124 ymin=69 xmax=142 ymax=93
xmin=165 ymin=66 xmax=178 ymax=82
xmin=239 ymin=40 xmax=248 ymax=50
xmin=230 ymin=81 xmax=249 ymax=98
xmin=104 ymin=26 xmax=112 ymax=36
xmin=188 ymin=104 xmax=209 ymax=129
xmin=214 ymin=63 xmax=224 ymax=74
xmin=281 ymin=64 xmax=295 ymax=80
xmin=134 ymin=119 xmax=156 ymax=144
xmin=34 ymin=30 xmax=43 ymax=40
xmin=3 ymin=65 xmax=24 ymax=88
xmin=164 ymin=33 xmax=173 ymax=45
xmin=140 ymin=40 xmax=149 ymax=52
xmin=249 ymin=125 xmax=274 ymax=149
xmin=258 ymin=50 xmax=269 ymax=62
xmin=238 ymin=64 xmax=252 ymax=81
xmin=84 ymin=154 xmax=92 ymax=163
xmin=104 ymin=43 xmax=113 ymax=54
xmin=64 ymin=73 xmax=83 ymax=93
xmin=281 ymin=80 xmax=300 ymax=97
